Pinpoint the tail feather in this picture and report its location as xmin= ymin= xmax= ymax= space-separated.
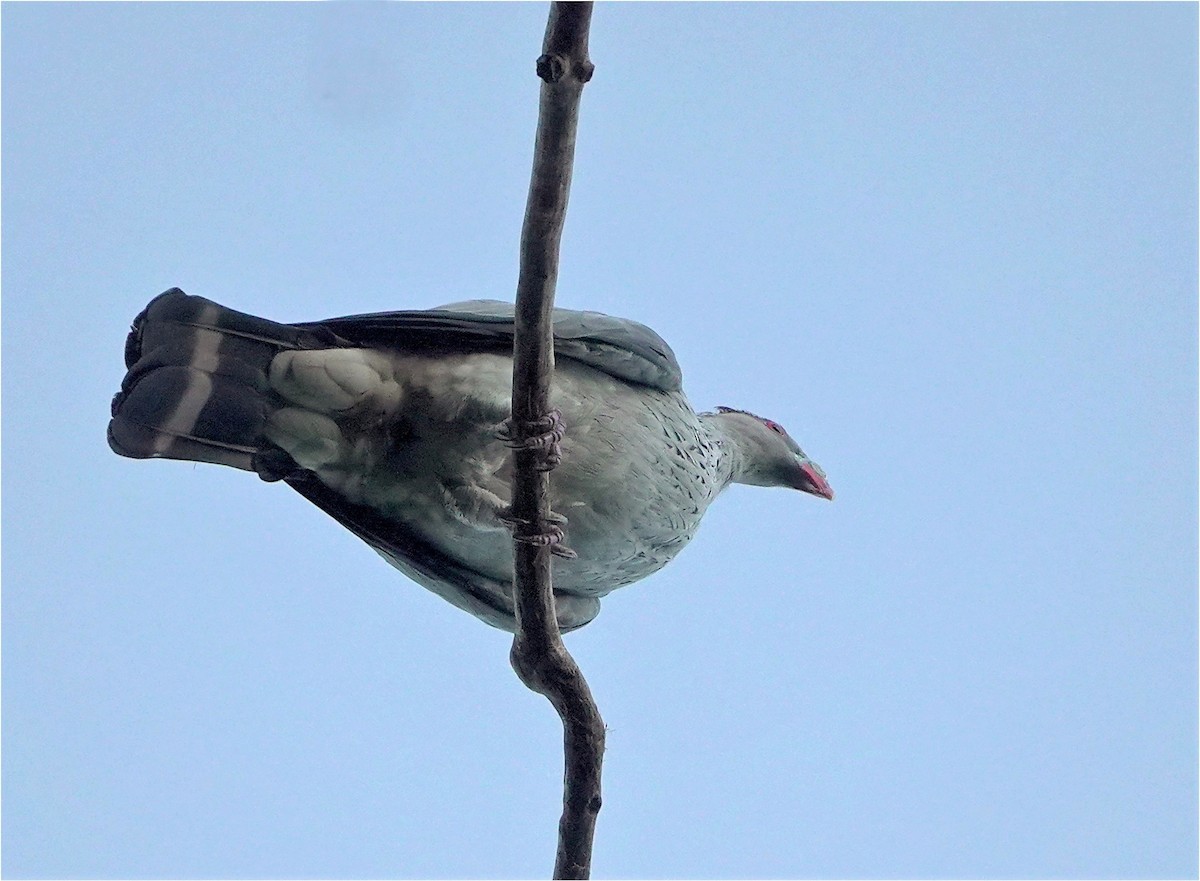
xmin=108 ymin=288 xmax=309 ymax=473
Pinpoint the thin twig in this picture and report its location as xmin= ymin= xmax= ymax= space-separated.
xmin=507 ymin=3 xmax=603 ymax=879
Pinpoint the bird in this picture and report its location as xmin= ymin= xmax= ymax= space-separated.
xmin=109 ymin=288 xmax=833 ymax=633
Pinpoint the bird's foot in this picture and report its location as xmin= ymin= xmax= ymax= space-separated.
xmin=498 ymin=507 xmax=577 ymax=559
xmin=251 ymin=446 xmax=301 ymax=483
xmin=496 ymin=409 xmax=566 ymax=471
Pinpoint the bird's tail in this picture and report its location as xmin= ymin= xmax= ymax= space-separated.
xmin=108 ymin=288 xmax=333 ymax=477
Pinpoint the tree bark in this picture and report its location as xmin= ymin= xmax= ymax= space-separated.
xmin=508 ymin=3 xmax=604 ymax=879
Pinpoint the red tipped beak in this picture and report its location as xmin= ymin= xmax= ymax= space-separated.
xmin=798 ymin=462 xmax=834 ymax=500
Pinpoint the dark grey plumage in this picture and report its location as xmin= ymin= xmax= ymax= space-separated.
xmin=110 ymin=288 xmax=832 ymax=632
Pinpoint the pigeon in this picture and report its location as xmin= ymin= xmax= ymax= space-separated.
xmin=109 ymin=289 xmax=833 ymax=632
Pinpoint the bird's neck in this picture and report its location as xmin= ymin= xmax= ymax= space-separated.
xmin=698 ymin=412 xmax=748 ymax=491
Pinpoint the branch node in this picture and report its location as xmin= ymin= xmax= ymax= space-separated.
xmin=536 ymin=52 xmax=566 ymax=83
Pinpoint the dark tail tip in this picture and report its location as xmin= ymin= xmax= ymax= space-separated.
xmin=124 ymin=288 xmax=187 ymax=369
xmin=110 ymin=288 xmax=297 ymax=474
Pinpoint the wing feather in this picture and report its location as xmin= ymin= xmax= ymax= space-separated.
xmin=296 ymin=299 xmax=682 ymax=392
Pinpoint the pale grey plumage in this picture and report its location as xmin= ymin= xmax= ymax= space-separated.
xmin=109 ymin=289 xmax=832 ymax=632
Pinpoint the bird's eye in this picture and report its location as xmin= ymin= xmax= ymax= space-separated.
xmin=764 ymin=420 xmax=785 ymax=435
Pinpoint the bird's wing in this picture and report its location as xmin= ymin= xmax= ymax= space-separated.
xmin=283 ymin=469 xmax=600 ymax=633
xmin=297 ymin=299 xmax=682 ymax=392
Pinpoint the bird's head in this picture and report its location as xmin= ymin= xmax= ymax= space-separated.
xmin=712 ymin=406 xmax=834 ymax=500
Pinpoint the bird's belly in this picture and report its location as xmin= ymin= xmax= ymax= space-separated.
xmin=398 ymin=449 xmax=711 ymax=598
xmin=441 ymin=371 xmax=721 ymax=596
xmin=271 ymin=348 xmax=722 ymax=598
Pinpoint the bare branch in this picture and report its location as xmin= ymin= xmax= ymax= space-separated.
xmin=507 ymin=3 xmax=604 ymax=879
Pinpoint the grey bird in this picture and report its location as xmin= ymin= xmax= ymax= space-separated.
xmin=109 ymin=289 xmax=833 ymax=632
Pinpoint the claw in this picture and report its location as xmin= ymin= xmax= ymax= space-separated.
xmin=498 ymin=506 xmax=567 ymax=528
xmin=499 ymin=506 xmax=577 ymax=559
xmin=516 ymin=525 xmax=578 ymax=559
xmin=498 ymin=409 xmax=566 ymax=471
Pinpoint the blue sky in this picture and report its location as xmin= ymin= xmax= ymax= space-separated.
xmin=3 ymin=3 xmax=1196 ymax=878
